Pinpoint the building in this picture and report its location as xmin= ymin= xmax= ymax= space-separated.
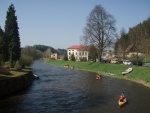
xmin=67 ymin=45 xmax=89 ymax=61
xmin=51 ymin=53 xmax=58 ymax=60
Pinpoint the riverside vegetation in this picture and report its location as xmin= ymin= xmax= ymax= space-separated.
xmin=46 ymin=59 xmax=150 ymax=88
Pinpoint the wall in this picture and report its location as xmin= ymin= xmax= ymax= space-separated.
xmin=0 ymin=71 xmax=35 ymax=98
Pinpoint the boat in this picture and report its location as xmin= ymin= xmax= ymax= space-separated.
xmin=96 ymin=74 xmax=102 ymax=80
xmin=108 ymin=72 xmax=115 ymax=76
xmin=33 ymin=74 xmax=39 ymax=79
xmin=96 ymin=77 xmax=102 ymax=80
xmin=118 ymin=98 xmax=126 ymax=107
xmin=122 ymin=67 xmax=133 ymax=75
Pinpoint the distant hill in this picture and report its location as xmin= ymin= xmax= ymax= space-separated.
xmin=33 ymin=44 xmax=67 ymax=55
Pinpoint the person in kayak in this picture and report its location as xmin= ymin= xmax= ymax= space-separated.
xmin=96 ymin=74 xmax=102 ymax=79
xmin=119 ymin=92 xmax=125 ymax=101
xmin=121 ymin=92 xmax=125 ymax=99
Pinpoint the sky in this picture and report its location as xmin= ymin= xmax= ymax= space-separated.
xmin=0 ymin=0 xmax=150 ymax=49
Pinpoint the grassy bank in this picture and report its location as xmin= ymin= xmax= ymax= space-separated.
xmin=46 ymin=59 xmax=150 ymax=88
xmin=0 ymin=68 xmax=31 ymax=80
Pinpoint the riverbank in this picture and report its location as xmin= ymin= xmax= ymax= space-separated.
xmin=0 ymin=68 xmax=35 ymax=98
xmin=46 ymin=60 xmax=150 ymax=88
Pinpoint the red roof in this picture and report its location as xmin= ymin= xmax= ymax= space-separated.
xmin=67 ymin=45 xmax=84 ymax=49
xmin=67 ymin=45 xmax=88 ymax=51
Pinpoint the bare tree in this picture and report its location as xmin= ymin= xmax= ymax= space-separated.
xmin=82 ymin=4 xmax=116 ymax=62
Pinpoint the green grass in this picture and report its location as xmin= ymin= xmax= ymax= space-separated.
xmin=46 ymin=59 xmax=150 ymax=87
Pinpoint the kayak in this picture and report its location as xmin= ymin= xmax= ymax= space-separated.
xmin=96 ymin=77 xmax=102 ymax=80
xmin=118 ymin=98 xmax=126 ymax=107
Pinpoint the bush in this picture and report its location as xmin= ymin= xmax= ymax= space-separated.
xmin=18 ymin=54 xmax=33 ymax=68
xmin=70 ymin=54 xmax=75 ymax=61
xmin=64 ymin=55 xmax=68 ymax=61
xmin=80 ymin=57 xmax=87 ymax=62
xmin=132 ymin=60 xmax=143 ymax=66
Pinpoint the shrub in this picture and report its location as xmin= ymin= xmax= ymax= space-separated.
xmin=70 ymin=54 xmax=75 ymax=61
xmin=132 ymin=60 xmax=143 ymax=66
xmin=18 ymin=54 xmax=33 ymax=68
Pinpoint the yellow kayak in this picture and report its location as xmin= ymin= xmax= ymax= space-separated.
xmin=118 ymin=98 xmax=126 ymax=107
xmin=96 ymin=77 xmax=102 ymax=80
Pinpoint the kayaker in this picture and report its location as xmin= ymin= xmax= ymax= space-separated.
xmin=121 ymin=92 xmax=125 ymax=99
xmin=119 ymin=92 xmax=125 ymax=101
xmin=96 ymin=74 xmax=102 ymax=79
xmin=119 ymin=95 xmax=124 ymax=102
xmin=96 ymin=74 xmax=100 ymax=78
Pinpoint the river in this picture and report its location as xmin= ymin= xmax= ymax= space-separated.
xmin=0 ymin=60 xmax=150 ymax=113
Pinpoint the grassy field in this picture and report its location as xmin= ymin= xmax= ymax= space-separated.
xmin=46 ymin=59 xmax=150 ymax=88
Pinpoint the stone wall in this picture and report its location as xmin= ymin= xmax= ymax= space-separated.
xmin=0 ymin=71 xmax=34 ymax=98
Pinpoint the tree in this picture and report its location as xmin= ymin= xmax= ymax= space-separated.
xmin=70 ymin=54 xmax=75 ymax=61
xmin=5 ymin=4 xmax=21 ymax=67
xmin=44 ymin=48 xmax=52 ymax=58
xmin=0 ymin=27 xmax=9 ymax=65
xmin=88 ymin=45 xmax=97 ymax=62
xmin=118 ymin=28 xmax=129 ymax=59
xmin=22 ymin=46 xmax=43 ymax=60
xmin=82 ymin=4 xmax=116 ymax=62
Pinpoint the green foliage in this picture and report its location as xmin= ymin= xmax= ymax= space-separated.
xmin=22 ymin=46 xmax=43 ymax=60
xmin=33 ymin=44 xmax=67 ymax=56
xmin=0 ymin=27 xmax=8 ymax=63
xmin=63 ymin=54 xmax=68 ymax=61
xmin=115 ymin=18 xmax=150 ymax=58
xmin=18 ymin=54 xmax=33 ymax=68
xmin=5 ymin=4 xmax=21 ymax=67
xmin=33 ymin=44 xmax=57 ymax=53
xmin=80 ymin=57 xmax=87 ymax=62
xmin=88 ymin=45 xmax=97 ymax=61
xmin=70 ymin=54 xmax=75 ymax=61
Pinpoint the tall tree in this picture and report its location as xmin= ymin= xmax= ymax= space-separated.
xmin=5 ymin=4 xmax=21 ymax=67
xmin=0 ymin=27 xmax=9 ymax=65
xmin=82 ymin=4 xmax=116 ymax=62
xmin=119 ymin=28 xmax=129 ymax=59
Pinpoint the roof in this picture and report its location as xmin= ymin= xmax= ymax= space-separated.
xmin=67 ymin=45 xmax=88 ymax=51
xmin=67 ymin=45 xmax=84 ymax=49
xmin=125 ymin=44 xmax=134 ymax=52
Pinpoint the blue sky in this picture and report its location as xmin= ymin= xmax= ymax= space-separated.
xmin=0 ymin=0 xmax=150 ymax=49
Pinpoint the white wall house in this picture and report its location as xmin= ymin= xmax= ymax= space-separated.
xmin=67 ymin=45 xmax=89 ymax=61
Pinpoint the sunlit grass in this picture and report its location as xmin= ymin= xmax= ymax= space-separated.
xmin=0 ymin=68 xmax=30 ymax=80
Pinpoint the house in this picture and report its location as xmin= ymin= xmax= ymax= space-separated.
xmin=51 ymin=53 xmax=58 ymax=60
xmin=67 ymin=45 xmax=89 ymax=61
xmin=125 ymin=44 xmax=144 ymax=58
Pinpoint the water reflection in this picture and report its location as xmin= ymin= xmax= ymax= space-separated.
xmin=0 ymin=60 xmax=150 ymax=113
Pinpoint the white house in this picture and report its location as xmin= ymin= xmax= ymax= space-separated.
xmin=67 ymin=45 xmax=89 ymax=61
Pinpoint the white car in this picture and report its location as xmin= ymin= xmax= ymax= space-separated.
xmin=123 ymin=60 xmax=132 ymax=65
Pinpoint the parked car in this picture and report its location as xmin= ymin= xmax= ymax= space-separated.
xmin=143 ymin=62 xmax=150 ymax=67
xmin=123 ymin=60 xmax=132 ymax=65
xmin=111 ymin=58 xmax=119 ymax=64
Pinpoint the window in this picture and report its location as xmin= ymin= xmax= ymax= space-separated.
xmin=82 ymin=52 xmax=84 ymax=55
xmin=85 ymin=52 xmax=87 ymax=55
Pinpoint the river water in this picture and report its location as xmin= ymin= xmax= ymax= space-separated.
xmin=0 ymin=60 xmax=150 ymax=113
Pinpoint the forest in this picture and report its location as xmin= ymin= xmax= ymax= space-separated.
xmin=115 ymin=18 xmax=150 ymax=61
